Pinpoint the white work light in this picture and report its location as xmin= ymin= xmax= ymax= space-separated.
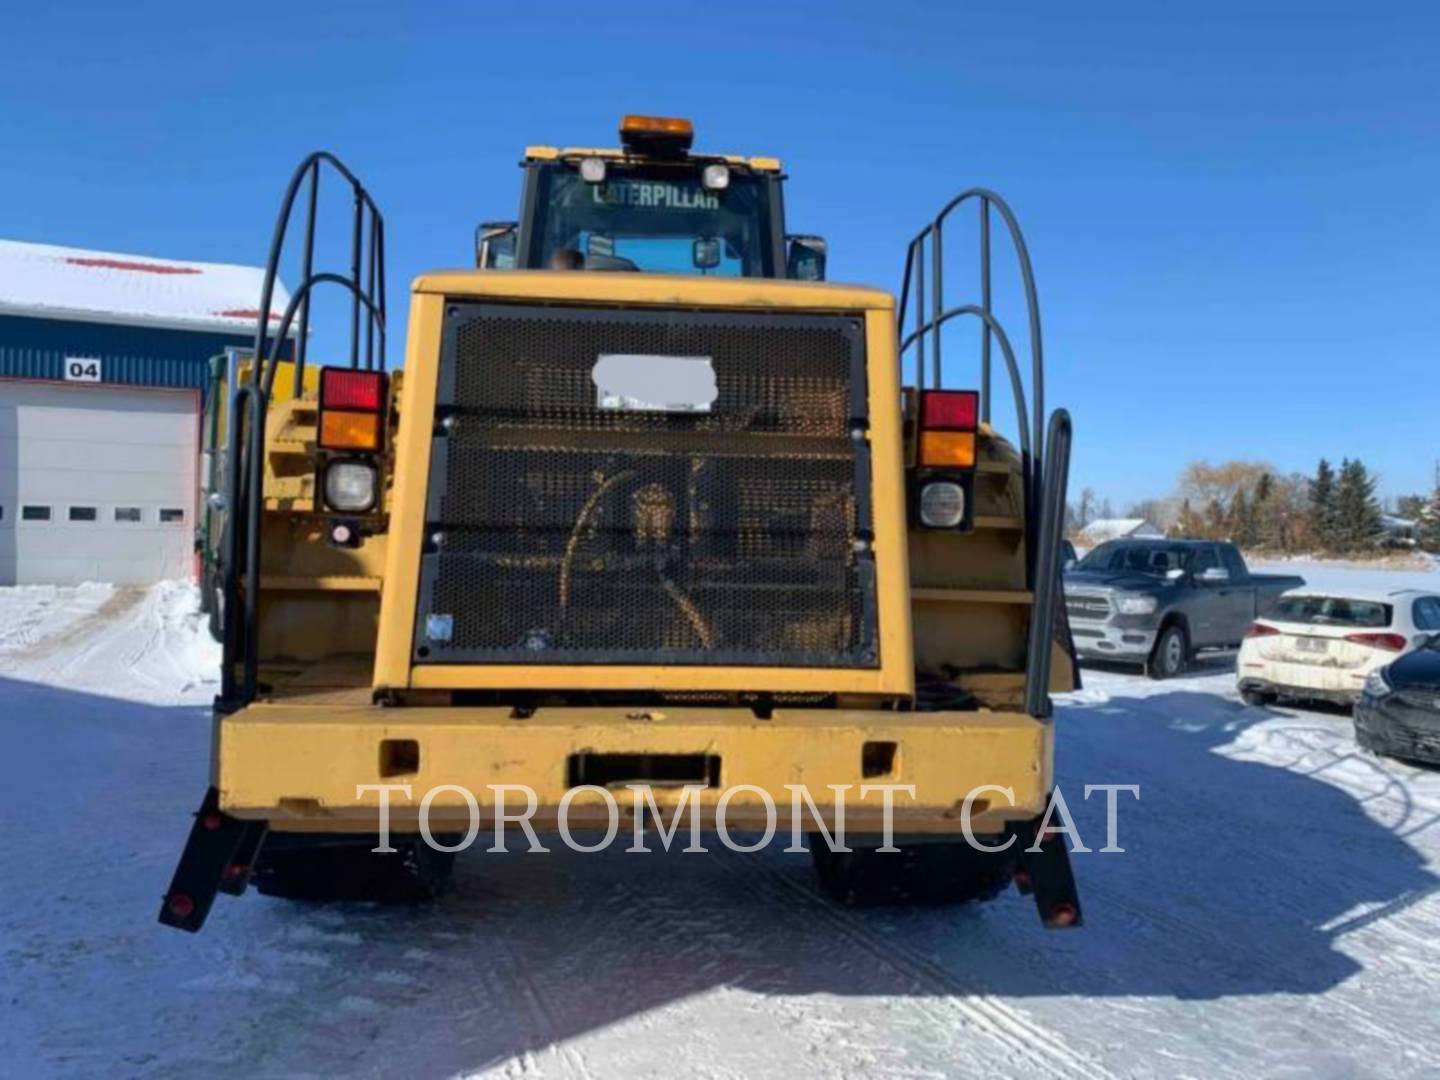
xmin=701 ymin=163 xmax=730 ymax=191
xmin=919 ymin=481 xmax=965 ymax=528
xmin=325 ymin=461 xmax=378 ymax=513
xmin=580 ymin=157 xmax=607 ymax=183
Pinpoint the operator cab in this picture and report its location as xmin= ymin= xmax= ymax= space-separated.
xmin=476 ymin=115 xmax=827 ymax=281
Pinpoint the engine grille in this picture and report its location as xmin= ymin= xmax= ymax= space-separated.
xmin=1065 ymin=592 xmax=1111 ymax=622
xmin=413 ymin=302 xmax=877 ymax=669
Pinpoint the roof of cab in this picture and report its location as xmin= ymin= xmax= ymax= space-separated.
xmin=524 ymin=146 xmax=782 ymax=172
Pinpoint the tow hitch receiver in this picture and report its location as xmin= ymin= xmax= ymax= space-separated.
xmin=158 ymin=787 xmax=268 ymax=933
xmin=1014 ymin=816 xmax=1084 ymax=929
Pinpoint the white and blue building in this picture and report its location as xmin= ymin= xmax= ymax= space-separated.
xmin=0 ymin=239 xmax=291 ymax=584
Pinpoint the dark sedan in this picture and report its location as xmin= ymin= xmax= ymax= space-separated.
xmin=1355 ymin=636 xmax=1440 ymax=765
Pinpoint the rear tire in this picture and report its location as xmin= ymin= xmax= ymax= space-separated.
xmin=811 ymin=841 xmax=1013 ymax=906
xmin=1146 ymin=624 xmax=1189 ymax=680
xmin=1241 ymin=687 xmax=1273 ymax=707
xmin=253 ymin=837 xmax=456 ymax=903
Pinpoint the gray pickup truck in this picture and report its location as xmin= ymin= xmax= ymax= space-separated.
xmin=1063 ymin=539 xmax=1305 ymax=678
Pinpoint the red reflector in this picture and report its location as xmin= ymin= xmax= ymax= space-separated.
xmin=320 ymin=367 xmax=385 ymax=412
xmin=1245 ymin=622 xmax=1281 ymax=638
xmin=1345 ymin=632 xmax=1406 ymax=652
xmin=1047 ymin=901 xmax=1079 ymax=928
xmin=166 ymin=893 xmax=195 ymax=919
xmin=920 ymin=390 xmax=978 ymax=431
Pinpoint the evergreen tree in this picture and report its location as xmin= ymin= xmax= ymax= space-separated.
xmin=1396 ymin=493 xmax=1427 ymax=522
xmin=1229 ymin=489 xmax=1254 ymax=547
xmin=1251 ymin=473 xmax=1275 ymax=549
xmin=1419 ymin=487 xmax=1440 ymax=554
xmin=1333 ymin=458 xmax=1383 ymax=552
xmin=1204 ymin=498 xmax=1226 ymax=539
xmin=1309 ymin=459 xmax=1336 ymax=550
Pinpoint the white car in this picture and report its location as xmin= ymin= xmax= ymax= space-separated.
xmin=1237 ymin=588 xmax=1440 ymax=707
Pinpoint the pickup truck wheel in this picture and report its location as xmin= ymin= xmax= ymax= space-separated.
xmin=811 ymin=841 xmax=1012 ymax=906
xmin=1146 ymin=624 xmax=1189 ymax=680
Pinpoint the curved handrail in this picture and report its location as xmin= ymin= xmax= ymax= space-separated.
xmin=249 ymin=151 xmax=387 ymax=398
xmin=222 ymin=152 xmax=387 ymax=707
xmin=899 ymin=304 xmax=1030 ymax=463
xmin=896 ymin=188 xmax=1044 ymax=470
xmin=261 ymin=272 xmax=387 ymax=398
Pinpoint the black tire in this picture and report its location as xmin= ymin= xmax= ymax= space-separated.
xmin=1146 ymin=623 xmax=1189 ymax=680
xmin=1241 ymin=687 xmax=1273 ymax=708
xmin=253 ymin=836 xmax=456 ymax=903
xmin=811 ymin=840 xmax=1013 ymax=906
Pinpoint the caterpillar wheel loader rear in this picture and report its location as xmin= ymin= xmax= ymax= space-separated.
xmin=159 ymin=116 xmax=1081 ymax=933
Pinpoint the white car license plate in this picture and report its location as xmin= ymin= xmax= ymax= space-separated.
xmin=1295 ymin=637 xmax=1330 ymax=654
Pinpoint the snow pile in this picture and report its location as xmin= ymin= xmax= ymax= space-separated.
xmin=0 ymin=582 xmax=114 ymax=660
xmin=0 ymin=579 xmax=218 ymax=704
xmin=128 ymin=580 xmax=223 ymax=702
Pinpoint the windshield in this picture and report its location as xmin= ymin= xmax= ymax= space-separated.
xmin=1075 ymin=541 xmax=1200 ymax=576
xmin=527 ymin=162 xmax=777 ymax=277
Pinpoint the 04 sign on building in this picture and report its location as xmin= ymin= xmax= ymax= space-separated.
xmin=63 ymin=357 xmax=103 ymax=382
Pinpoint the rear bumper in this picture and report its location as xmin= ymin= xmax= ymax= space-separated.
xmin=214 ymin=703 xmax=1054 ymax=837
xmin=1236 ymin=657 xmax=1371 ymax=704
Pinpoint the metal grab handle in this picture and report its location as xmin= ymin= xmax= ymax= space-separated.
xmin=1025 ymin=408 xmax=1073 ymax=720
xmin=219 ymin=384 xmax=257 ymax=705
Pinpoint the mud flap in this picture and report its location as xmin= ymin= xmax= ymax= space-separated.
xmin=158 ymin=787 xmax=269 ymax=933
xmin=1013 ymin=817 xmax=1083 ymax=929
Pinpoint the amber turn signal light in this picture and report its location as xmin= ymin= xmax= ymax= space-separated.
xmin=919 ymin=430 xmax=976 ymax=469
xmin=319 ymin=410 xmax=382 ymax=452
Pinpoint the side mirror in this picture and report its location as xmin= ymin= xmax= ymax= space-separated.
xmin=475 ymin=221 xmax=518 ymax=269
xmin=1197 ymin=567 xmax=1230 ymax=585
xmin=786 ymin=234 xmax=828 ymax=281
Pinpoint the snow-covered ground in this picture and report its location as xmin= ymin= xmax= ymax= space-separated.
xmin=2 ymin=566 xmax=1439 ymax=1079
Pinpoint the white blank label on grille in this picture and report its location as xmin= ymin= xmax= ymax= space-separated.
xmin=593 ymin=353 xmax=718 ymax=413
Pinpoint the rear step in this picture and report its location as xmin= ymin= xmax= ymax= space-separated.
xmin=158 ymin=787 xmax=268 ymax=933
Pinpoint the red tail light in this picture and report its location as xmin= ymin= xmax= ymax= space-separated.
xmin=1245 ymin=622 xmax=1281 ymax=638
xmin=318 ymin=367 xmax=388 ymax=452
xmin=1344 ymin=632 xmax=1406 ymax=652
xmin=920 ymin=390 xmax=978 ymax=431
xmin=320 ymin=367 xmax=386 ymax=412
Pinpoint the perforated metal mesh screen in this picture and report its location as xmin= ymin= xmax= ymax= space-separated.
xmin=413 ymin=302 xmax=878 ymax=668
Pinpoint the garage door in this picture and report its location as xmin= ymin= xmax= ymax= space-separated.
xmin=0 ymin=381 xmax=197 ymax=585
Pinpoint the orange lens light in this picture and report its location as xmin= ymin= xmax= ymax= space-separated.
xmin=619 ymin=114 xmax=695 ymax=154
xmin=620 ymin=114 xmax=694 ymax=137
xmin=919 ymin=430 xmax=976 ymax=469
xmin=319 ymin=410 xmax=381 ymax=451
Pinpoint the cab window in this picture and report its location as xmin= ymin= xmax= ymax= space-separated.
xmin=527 ymin=162 xmax=776 ymax=277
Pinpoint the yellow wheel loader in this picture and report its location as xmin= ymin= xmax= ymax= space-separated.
xmin=159 ymin=116 xmax=1081 ymax=932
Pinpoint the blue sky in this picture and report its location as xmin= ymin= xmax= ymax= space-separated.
xmin=3 ymin=2 xmax=1436 ymax=507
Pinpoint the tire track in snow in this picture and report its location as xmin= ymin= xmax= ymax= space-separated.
xmin=723 ymin=848 xmax=1115 ymax=1080
xmin=479 ymin=911 xmax=599 ymax=1080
